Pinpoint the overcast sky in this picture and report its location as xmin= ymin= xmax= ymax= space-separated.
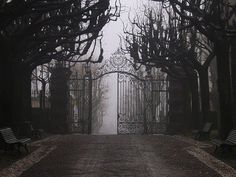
xmin=102 ymin=0 xmax=150 ymax=59
xmin=96 ymin=0 xmax=150 ymax=134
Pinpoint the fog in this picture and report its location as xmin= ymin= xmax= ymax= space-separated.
xmin=93 ymin=0 xmax=149 ymax=134
xmin=96 ymin=74 xmax=117 ymax=134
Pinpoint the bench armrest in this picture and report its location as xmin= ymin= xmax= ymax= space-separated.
xmin=19 ymin=138 xmax=31 ymax=144
xmin=211 ymin=139 xmax=223 ymax=146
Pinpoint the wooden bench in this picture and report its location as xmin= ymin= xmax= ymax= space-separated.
xmin=211 ymin=129 xmax=236 ymax=153
xmin=192 ymin=122 xmax=213 ymax=140
xmin=0 ymin=128 xmax=31 ymax=153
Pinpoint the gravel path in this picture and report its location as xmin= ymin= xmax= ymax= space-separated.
xmin=15 ymin=134 xmax=229 ymax=177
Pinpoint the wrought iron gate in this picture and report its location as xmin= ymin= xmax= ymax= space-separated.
xmin=68 ymin=72 xmax=87 ymax=133
xmin=145 ymin=79 xmax=169 ymax=134
xmin=68 ymin=72 xmax=92 ymax=134
xmin=117 ymin=73 xmax=145 ymax=134
xmin=68 ymin=69 xmax=103 ymax=134
xmin=111 ymin=50 xmax=169 ymax=134
xmin=117 ymin=73 xmax=169 ymax=134
xmin=67 ymin=51 xmax=169 ymax=134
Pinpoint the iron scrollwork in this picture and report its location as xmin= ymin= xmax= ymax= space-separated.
xmin=68 ymin=49 xmax=169 ymax=135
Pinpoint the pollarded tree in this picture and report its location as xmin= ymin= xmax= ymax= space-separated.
xmin=0 ymin=0 xmax=120 ymax=128
xmin=122 ymin=4 xmax=216 ymax=128
xmin=152 ymin=0 xmax=236 ymax=138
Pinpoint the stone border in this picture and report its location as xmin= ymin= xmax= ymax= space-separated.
xmin=0 ymin=135 xmax=60 ymax=177
xmin=31 ymin=135 xmax=60 ymax=146
xmin=173 ymin=135 xmax=212 ymax=148
xmin=0 ymin=145 xmax=56 ymax=177
xmin=173 ymin=135 xmax=236 ymax=177
xmin=187 ymin=146 xmax=236 ymax=177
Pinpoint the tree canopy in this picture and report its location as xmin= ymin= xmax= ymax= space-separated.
xmin=0 ymin=0 xmax=120 ymax=70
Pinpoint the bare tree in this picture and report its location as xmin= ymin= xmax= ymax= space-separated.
xmin=122 ymin=3 xmax=217 ymax=128
xmin=31 ymin=64 xmax=51 ymax=109
xmin=0 ymin=0 xmax=120 ymax=128
xmin=151 ymin=0 xmax=236 ymax=138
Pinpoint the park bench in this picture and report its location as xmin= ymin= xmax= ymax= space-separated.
xmin=0 ymin=127 xmax=31 ymax=153
xmin=211 ymin=129 xmax=236 ymax=153
xmin=192 ymin=122 xmax=213 ymax=140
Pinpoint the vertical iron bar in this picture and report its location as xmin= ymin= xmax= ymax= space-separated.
xmin=130 ymin=81 xmax=132 ymax=122
xmin=123 ymin=80 xmax=125 ymax=120
xmin=159 ymin=82 xmax=161 ymax=122
xmin=127 ymin=79 xmax=129 ymax=120
xmin=117 ymin=73 xmax=119 ymax=134
xmin=122 ymin=79 xmax=124 ymax=120
xmin=133 ymin=81 xmax=135 ymax=122
xmin=88 ymin=74 xmax=92 ymax=134
xmin=151 ymin=80 xmax=154 ymax=134
xmin=143 ymin=81 xmax=147 ymax=134
xmin=136 ymin=82 xmax=138 ymax=123
xmin=82 ymin=77 xmax=85 ymax=133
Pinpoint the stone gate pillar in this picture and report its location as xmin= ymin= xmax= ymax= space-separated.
xmin=50 ymin=66 xmax=71 ymax=133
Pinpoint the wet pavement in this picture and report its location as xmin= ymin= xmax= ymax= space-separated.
xmin=1 ymin=134 xmax=236 ymax=177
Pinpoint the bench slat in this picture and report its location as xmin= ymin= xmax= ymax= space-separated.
xmin=212 ymin=130 xmax=236 ymax=150
xmin=0 ymin=128 xmax=31 ymax=152
xmin=202 ymin=122 xmax=212 ymax=133
xmin=226 ymin=130 xmax=236 ymax=144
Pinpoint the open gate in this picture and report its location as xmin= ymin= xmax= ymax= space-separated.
xmin=68 ymin=68 xmax=103 ymax=134
xmin=68 ymin=72 xmax=88 ymax=133
xmin=67 ymin=51 xmax=169 ymax=134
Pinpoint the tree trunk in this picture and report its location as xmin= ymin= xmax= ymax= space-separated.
xmin=0 ymin=51 xmax=31 ymax=130
xmin=189 ymin=71 xmax=200 ymax=129
xmin=198 ymin=68 xmax=210 ymax=124
xmin=230 ymin=39 xmax=236 ymax=128
xmin=40 ymin=81 xmax=46 ymax=110
xmin=215 ymin=41 xmax=234 ymax=139
xmin=11 ymin=63 xmax=32 ymax=132
xmin=0 ymin=37 xmax=15 ymax=128
xmin=182 ymin=79 xmax=192 ymax=131
xmin=0 ymin=36 xmax=32 ymax=132
xmin=20 ymin=66 xmax=32 ymax=123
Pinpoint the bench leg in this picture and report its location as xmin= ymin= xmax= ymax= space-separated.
xmin=17 ymin=143 xmax=22 ymax=154
xmin=214 ymin=146 xmax=218 ymax=153
xmin=214 ymin=145 xmax=233 ymax=155
xmin=213 ymin=144 xmax=225 ymax=154
xmin=194 ymin=133 xmax=200 ymax=140
xmin=222 ymin=145 xmax=233 ymax=154
xmin=24 ymin=144 xmax=29 ymax=153
xmin=4 ymin=144 xmax=7 ymax=152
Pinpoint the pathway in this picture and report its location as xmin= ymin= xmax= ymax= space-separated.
xmin=1 ymin=134 xmax=236 ymax=177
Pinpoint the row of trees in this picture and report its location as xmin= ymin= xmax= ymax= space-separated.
xmin=122 ymin=0 xmax=236 ymax=138
xmin=0 ymin=0 xmax=120 ymax=129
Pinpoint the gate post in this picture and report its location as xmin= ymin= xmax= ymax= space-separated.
xmin=50 ymin=63 xmax=71 ymax=134
xmin=84 ymin=63 xmax=92 ymax=134
xmin=117 ymin=73 xmax=120 ymax=135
